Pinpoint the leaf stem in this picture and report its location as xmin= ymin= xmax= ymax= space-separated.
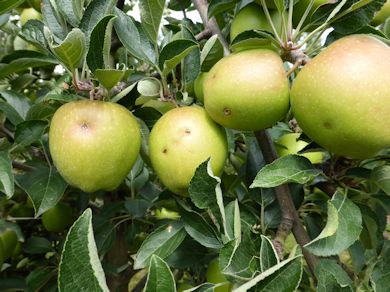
xmin=259 ymin=0 xmax=283 ymax=46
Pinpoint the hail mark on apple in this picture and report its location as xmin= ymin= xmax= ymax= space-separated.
xmin=162 ymin=148 xmax=168 ymax=154
xmin=223 ymin=107 xmax=231 ymax=116
xmin=185 ymin=129 xmax=191 ymax=134
xmin=80 ymin=123 xmax=89 ymax=130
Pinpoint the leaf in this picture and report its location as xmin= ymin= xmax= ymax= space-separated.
xmin=56 ymin=0 xmax=84 ymax=27
xmin=50 ymin=28 xmax=86 ymax=72
xmin=0 ymin=90 xmax=31 ymax=120
xmin=144 ymin=255 xmax=175 ymax=292
xmin=200 ymin=35 xmax=224 ymax=72
xmin=250 ymin=155 xmax=323 ymax=188
xmin=113 ymin=8 xmax=156 ymax=65
xmin=0 ymin=0 xmax=25 ymax=15
xmin=159 ymin=39 xmax=198 ymax=76
xmin=231 ymin=30 xmax=278 ymax=51
xmin=0 ymin=151 xmax=14 ymax=198
xmin=259 ymin=235 xmax=279 ymax=272
xmin=180 ymin=24 xmax=201 ymax=83
xmin=0 ymin=56 xmax=58 ymax=80
xmin=137 ymin=78 xmax=161 ymax=97
xmin=86 ymin=15 xmax=117 ymax=73
xmin=0 ymin=100 xmax=24 ymax=126
xmin=139 ymin=0 xmax=166 ymax=45
xmin=21 ymin=20 xmax=48 ymax=51
xmin=26 ymin=267 xmax=56 ymax=292
xmin=42 ymin=0 xmax=67 ymax=41
xmin=305 ymin=191 xmax=363 ymax=256
xmin=79 ymin=0 xmax=116 ymax=44
xmin=315 ymin=259 xmax=353 ymax=292
xmin=179 ymin=204 xmax=223 ymax=249
xmin=111 ymin=81 xmax=138 ymax=103
xmin=134 ymin=221 xmax=187 ymax=269
xmin=208 ymin=0 xmax=240 ymax=18
xmin=15 ymin=120 xmax=48 ymax=147
xmin=372 ymin=165 xmax=390 ymax=195
xmin=16 ymin=165 xmax=68 ymax=217
xmin=95 ymin=68 xmax=125 ymax=91
xmin=234 ymin=256 xmax=303 ymax=292
xmin=58 ymin=209 xmax=109 ymax=292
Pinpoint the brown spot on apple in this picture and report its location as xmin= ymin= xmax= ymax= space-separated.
xmin=223 ymin=107 xmax=232 ymax=116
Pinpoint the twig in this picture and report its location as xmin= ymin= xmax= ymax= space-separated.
xmin=191 ymin=0 xmax=230 ymax=56
xmin=195 ymin=28 xmax=212 ymax=41
xmin=12 ymin=161 xmax=35 ymax=172
xmin=255 ymin=130 xmax=318 ymax=277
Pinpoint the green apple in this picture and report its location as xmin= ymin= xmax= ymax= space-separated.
xmin=42 ymin=203 xmax=74 ymax=232
xmin=149 ymin=106 xmax=228 ymax=195
xmin=230 ymin=3 xmax=283 ymax=41
xmin=194 ymin=72 xmax=208 ymax=103
xmin=291 ymin=35 xmax=390 ymax=159
xmin=204 ymin=49 xmax=289 ymax=131
xmin=0 ymin=229 xmax=18 ymax=260
xmin=9 ymin=203 xmax=34 ymax=218
xmin=372 ymin=0 xmax=390 ymax=26
xmin=275 ymin=133 xmax=325 ymax=164
xmin=20 ymin=8 xmax=42 ymax=26
xmin=49 ymin=100 xmax=141 ymax=192
xmin=206 ymin=259 xmax=232 ymax=292
xmin=177 ymin=282 xmax=194 ymax=292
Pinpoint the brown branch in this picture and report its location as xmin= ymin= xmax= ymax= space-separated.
xmin=191 ymin=0 xmax=318 ymax=279
xmin=255 ymin=130 xmax=319 ymax=277
xmin=191 ymin=0 xmax=230 ymax=56
xmin=12 ymin=161 xmax=35 ymax=171
xmin=195 ymin=28 xmax=212 ymax=41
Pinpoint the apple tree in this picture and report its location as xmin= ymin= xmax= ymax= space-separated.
xmin=0 ymin=0 xmax=389 ymax=291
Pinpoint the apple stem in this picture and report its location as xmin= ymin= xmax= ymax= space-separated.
xmin=192 ymin=0 xmax=319 ymax=280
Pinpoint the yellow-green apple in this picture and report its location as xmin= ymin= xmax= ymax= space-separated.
xmin=204 ymin=49 xmax=289 ymax=131
xmin=206 ymin=259 xmax=232 ymax=292
xmin=49 ymin=100 xmax=141 ymax=192
xmin=0 ymin=229 xmax=17 ymax=260
xmin=149 ymin=106 xmax=227 ymax=195
xmin=194 ymin=72 xmax=208 ymax=103
xmin=20 ymin=8 xmax=42 ymax=26
xmin=291 ymin=35 xmax=390 ymax=159
xmin=41 ymin=203 xmax=74 ymax=232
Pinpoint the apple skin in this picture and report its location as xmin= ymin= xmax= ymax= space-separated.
xmin=206 ymin=259 xmax=232 ymax=292
xmin=372 ymin=0 xmax=390 ymax=26
xmin=204 ymin=49 xmax=289 ymax=131
xmin=42 ymin=203 xmax=74 ymax=232
xmin=49 ymin=100 xmax=141 ymax=192
xmin=0 ymin=229 xmax=18 ymax=260
xmin=149 ymin=106 xmax=227 ymax=195
xmin=291 ymin=35 xmax=390 ymax=159
xmin=20 ymin=8 xmax=42 ymax=26
xmin=230 ymin=3 xmax=283 ymax=41
xmin=194 ymin=72 xmax=208 ymax=103
xmin=275 ymin=133 xmax=325 ymax=164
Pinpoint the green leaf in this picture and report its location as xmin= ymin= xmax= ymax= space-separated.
xmin=95 ymin=68 xmax=125 ymax=91
xmin=259 ymin=235 xmax=279 ymax=272
xmin=159 ymin=39 xmax=198 ymax=77
xmin=134 ymin=221 xmax=187 ymax=269
xmin=42 ymin=0 xmax=67 ymax=41
xmin=0 ymin=101 xmax=24 ymax=126
xmin=0 ymin=90 xmax=31 ymax=120
xmin=0 ymin=0 xmax=25 ymax=15
xmin=0 ymin=151 xmax=14 ymax=198
xmin=80 ymin=0 xmax=116 ymax=44
xmin=179 ymin=204 xmax=223 ymax=249
xmin=20 ymin=20 xmax=48 ymax=51
xmin=111 ymin=81 xmax=138 ymax=103
xmin=137 ymin=78 xmax=161 ymax=97
xmin=86 ymin=15 xmax=117 ymax=73
xmin=305 ymin=191 xmax=363 ymax=256
xmin=208 ymin=0 xmax=239 ymax=18
xmin=139 ymin=0 xmax=167 ymax=45
xmin=250 ymin=155 xmax=323 ymax=188
xmin=113 ymin=8 xmax=156 ymax=65
xmin=58 ymin=209 xmax=109 ymax=292
xmin=372 ymin=165 xmax=390 ymax=195
xmin=180 ymin=25 xmax=201 ymax=83
xmin=0 ymin=56 xmax=58 ymax=80
xmin=315 ymin=259 xmax=353 ymax=292
xmin=231 ymin=30 xmax=278 ymax=51
xmin=50 ymin=28 xmax=86 ymax=73
xmin=144 ymin=255 xmax=176 ymax=292
xmin=200 ymin=35 xmax=224 ymax=72
xmin=234 ymin=256 xmax=303 ymax=292
xmin=56 ymin=0 xmax=84 ymax=27
xmin=16 ymin=165 xmax=68 ymax=217
xmin=26 ymin=267 xmax=56 ymax=292
xmin=15 ymin=120 xmax=48 ymax=147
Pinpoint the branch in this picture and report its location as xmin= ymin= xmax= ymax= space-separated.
xmin=195 ymin=28 xmax=212 ymax=41
xmin=255 ymin=130 xmax=318 ymax=277
xmin=12 ymin=161 xmax=35 ymax=172
xmin=191 ymin=0 xmax=230 ymax=56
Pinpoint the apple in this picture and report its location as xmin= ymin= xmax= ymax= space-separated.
xmin=206 ymin=259 xmax=232 ymax=292
xmin=20 ymin=8 xmax=42 ymax=26
xmin=149 ymin=106 xmax=227 ymax=195
xmin=49 ymin=100 xmax=141 ymax=192
xmin=203 ymin=49 xmax=289 ymax=131
xmin=291 ymin=35 xmax=390 ymax=159
xmin=194 ymin=72 xmax=208 ymax=103
xmin=177 ymin=282 xmax=194 ymax=292
xmin=371 ymin=0 xmax=390 ymax=26
xmin=275 ymin=133 xmax=325 ymax=164
xmin=41 ymin=203 xmax=74 ymax=232
xmin=9 ymin=202 xmax=34 ymax=218
xmin=230 ymin=3 xmax=283 ymax=42
xmin=0 ymin=229 xmax=18 ymax=260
